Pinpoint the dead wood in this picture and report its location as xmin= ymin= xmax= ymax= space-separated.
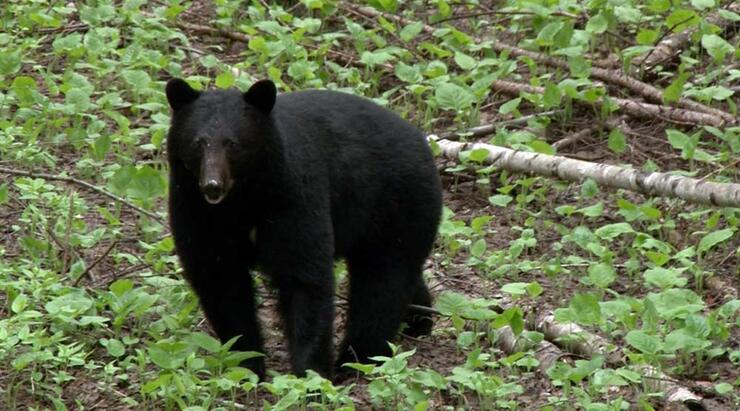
xmin=428 ymin=134 xmax=740 ymax=207
xmin=633 ymin=2 xmax=740 ymax=71
xmin=492 ymin=79 xmax=727 ymax=127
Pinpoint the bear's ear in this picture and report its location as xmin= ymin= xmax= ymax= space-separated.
xmin=166 ymin=78 xmax=200 ymax=111
xmin=243 ymin=79 xmax=276 ymax=114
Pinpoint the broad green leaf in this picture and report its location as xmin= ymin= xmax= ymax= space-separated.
xmin=215 ymin=71 xmax=235 ymax=89
xmin=607 ymin=129 xmax=627 ymax=154
xmin=663 ymin=72 xmax=689 ymax=103
xmin=587 ymin=263 xmax=616 ymax=289
xmin=595 ymin=223 xmax=634 ymax=239
xmin=499 ymin=97 xmax=521 ymax=115
xmin=489 ymin=194 xmax=513 ymax=207
xmin=435 ymin=83 xmax=475 ymax=111
xmin=625 ymin=330 xmax=661 ymax=354
xmin=189 ymin=332 xmax=222 ymax=353
xmin=400 ymin=22 xmax=424 ymax=42
xmin=698 ymin=228 xmax=734 ymax=253
xmin=586 ymin=13 xmax=608 ymax=34
xmin=453 ymin=52 xmax=476 ymax=70
xmin=643 ymin=267 xmax=688 ymax=289
xmin=701 ymin=34 xmax=734 ymax=63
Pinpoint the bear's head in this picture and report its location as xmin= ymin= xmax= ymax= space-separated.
xmin=165 ymin=78 xmax=277 ymax=204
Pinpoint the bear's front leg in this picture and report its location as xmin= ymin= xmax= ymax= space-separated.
xmin=186 ymin=271 xmax=265 ymax=378
xmin=259 ymin=211 xmax=336 ymax=378
xmin=275 ymin=274 xmax=335 ymax=378
xmin=174 ymin=232 xmax=266 ymax=379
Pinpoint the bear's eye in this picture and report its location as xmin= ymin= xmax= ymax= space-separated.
xmin=192 ymin=137 xmax=206 ymax=148
xmin=226 ymin=140 xmax=240 ymax=150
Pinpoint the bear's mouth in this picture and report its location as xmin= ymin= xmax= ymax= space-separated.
xmin=203 ymin=190 xmax=227 ymax=204
xmin=200 ymin=178 xmax=231 ymax=205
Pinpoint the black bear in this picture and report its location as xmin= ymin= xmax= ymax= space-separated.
xmin=165 ymin=78 xmax=442 ymax=379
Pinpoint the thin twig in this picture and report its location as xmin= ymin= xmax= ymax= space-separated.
xmin=433 ymin=9 xmax=578 ymax=24
xmin=0 ymin=166 xmax=165 ymax=224
xmin=438 ymin=110 xmax=563 ymax=141
xmin=73 ymin=241 xmax=118 ymax=286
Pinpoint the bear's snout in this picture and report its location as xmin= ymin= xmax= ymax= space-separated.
xmin=201 ymin=179 xmax=227 ymax=204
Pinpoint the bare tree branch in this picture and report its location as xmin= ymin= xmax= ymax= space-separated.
xmin=492 ymin=79 xmax=727 ymax=127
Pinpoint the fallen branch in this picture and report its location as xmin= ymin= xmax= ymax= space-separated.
xmin=492 ymin=79 xmax=726 ymax=127
xmin=488 ymin=44 xmax=736 ymax=125
xmin=633 ymin=3 xmax=740 ymax=71
xmin=552 ymin=116 xmax=628 ymax=150
xmin=427 ymin=135 xmax=740 ymax=207
xmin=637 ymin=366 xmax=705 ymax=410
xmin=438 ymin=110 xmax=563 ymax=141
xmin=529 ymin=314 xmax=621 ymax=365
xmin=496 ymin=325 xmax=567 ymax=372
xmin=0 ymin=167 xmax=165 ymax=224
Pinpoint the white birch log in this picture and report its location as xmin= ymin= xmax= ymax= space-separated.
xmin=428 ymin=136 xmax=740 ymax=208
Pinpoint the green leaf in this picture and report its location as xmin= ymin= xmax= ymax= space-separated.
xmin=105 ymin=338 xmax=126 ymax=357
xmin=65 ymin=89 xmax=91 ymax=112
xmin=543 ymin=82 xmax=561 ymax=108
xmin=453 ymin=52 xmax=476 ymax=70
xmin=581 ymin=179 xmax=599 ymax=198
xmin=663 ymin=72 xmax=689 ymax=103
xmin=467 ymin=148 xmax=490 ymax=163
xmin=470 ymin=238 xmax=486 ymax=258
xmin=12 ymin=76 xmax=37 ymax=106
xmin=400 ymin=22 xmax=424 ymax=42
xmin=11 ymin=294 xmax=28 ymax=313
xmin=690 ymin=0 xmax=715 ymax=10
xmin=625 ymin=330 xmax=661 ymax=354
xmin=607 ymin=128 xmax=627 ymax=154
xmin=569 ymin=293 xmax=602 ymax=325
xmin=595 ymin=223 xmax=634 ymax=239
xmin=701 ymin=34 xmax=734 ymax=62
xmin=587 ymin=263 xmax=616 ymax=289
xmin=127 ymin=166 xmax=166 ymax=202
xmin=215 ymin=71 xmax=235 ymax=89
xmin=586 ymin=13 xmax=608 ymax=34
xmin=121 ymin=69 xmax=151 ymax=89
xmin=636 ymin=29 xmax=659 ymax=45
xmin=0 ymin=50 xmax=22 ymax=76
xmin=189 ymin=332 xmax=222 ymax=353
xmin=499 ymin=97 xmax=521 ymax=115
xmin=435 ymin=83 xmax=475 ymax=111
xmin=528 ymin=140 xmax=555 ymax=155
xmin=643 ymin=267 xmax=688 ymax=289
xmin=697 ymin=228 xmax=734 ymax=254
xmin=395 ymin=62 xmax=422 ymax=83
xmin=536 ymin=21 xmax=564 ymax=46
xmin=0 ymin=184 xmax=8 ymax=205
xmin=489 ymin=194 xmax=513 ymax=207
xmin=715 ymin=382 xmax=733 ymax=395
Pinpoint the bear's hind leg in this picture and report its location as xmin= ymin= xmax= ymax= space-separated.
xmin=336 ymin=257 xmax=421 ymax=368
xmin=403 ymin=278 xmax=434 ymax=337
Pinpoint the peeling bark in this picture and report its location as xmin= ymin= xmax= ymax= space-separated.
xmin=492 ymin=79 xmax=728 ymax=127
xmin=528 ymin=314 xmax=621 ymax=365
xmin=428 ymin=135 xmax=740 ymax=207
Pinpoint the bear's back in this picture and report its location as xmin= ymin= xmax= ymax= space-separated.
xmin=270 ymin=89 xmax=441 ymax=258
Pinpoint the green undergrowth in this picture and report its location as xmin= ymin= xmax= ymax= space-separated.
xmin=0 ymin=0 xmax=738 ymax=409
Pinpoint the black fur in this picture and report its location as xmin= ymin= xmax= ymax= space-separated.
xmin=166 ymin=79 xmax=442 ymax=379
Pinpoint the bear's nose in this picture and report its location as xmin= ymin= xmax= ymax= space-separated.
xmin=202 ymin=180 xmax=225 ymax=204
